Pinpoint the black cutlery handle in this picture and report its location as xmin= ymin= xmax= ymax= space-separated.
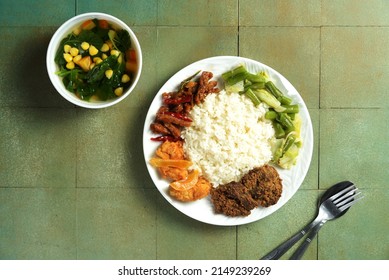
xmin=260 ymin=228 xmax=307 ymax=260
xmin=290 ymin=222 xmax=324 ymax=260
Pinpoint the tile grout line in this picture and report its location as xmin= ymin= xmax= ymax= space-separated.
xmin=74 ymin=0 xmax=78 ymax=258
xmin=236 ymin=0 xmax=240 ymax=260
xmin=237 ymin=0 xmax=240 ymax=58
xmin=75 ymin=107 xmax=79 ymax=260
xmin=317 ymin=0 xmax=322 ymax=259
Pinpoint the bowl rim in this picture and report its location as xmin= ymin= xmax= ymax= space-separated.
xmin=46 ymin=12 xmax=143 ymax=109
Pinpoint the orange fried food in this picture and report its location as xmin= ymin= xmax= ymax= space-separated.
xmin=154 ymin=140 xmax=189 ymax=181
xmin=170 ymin=169 xmax=199 ymax=191
xmin=149 ymin=158 xmax=192 ymax=168
xmin=169 ymin=176 xmax=212 ymax=202
xmin=155 ymin=140 xmax=185 ymax=160
xmin=159 ymin=166 xmax=188 ymax=181
xmin=153 ymin=140 xmax=212 ymax=202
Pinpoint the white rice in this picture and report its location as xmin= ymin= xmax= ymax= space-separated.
xmin=182 ymin=90 xmax=275 ymax=186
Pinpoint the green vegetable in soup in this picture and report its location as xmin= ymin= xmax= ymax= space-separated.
xmin=54 ymin=18 xmax=138 ymax=101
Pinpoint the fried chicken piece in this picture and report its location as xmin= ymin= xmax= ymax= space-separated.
xmin=159 ymin=166 xmax=188 ymax=181
xmin=155 ymin=140 xmax=188 ymax=181
xmin=155 ymin=140 xmax=185 ymax=160
xmin=169 ymin=176 xmax=212 ymax=202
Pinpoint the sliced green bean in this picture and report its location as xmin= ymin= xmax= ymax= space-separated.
xmin=273 ymin=122 xmax=285 ymax=138
xmin=265 ymin=81 xmax=283 ymax=98
xmin=266 ymin=81 xmax=293 ymax=105
xmin=253 ymin=89 xmax=281 ymax=109
xmin=283 ymin=134 xmax=296 ymax=153
xmin=295 ymin=140 xmax=302 ymax=148
xmin=265 ymin=110 xmax=278 ymax=120
xmin=244 ymin=79 xmax=253 ymax=87
xmin=225 ymin=72 xmax=249 ymax=85
xmin=222 ymin=65 xmax=246 ymax=81
xmin=248 ymin=82 xmax=265 ymax=90
xmin=283 ymin=104 xmax=299 ymax=114
xmin=288 ymin=113 xmax=296 ymax=121
xmin=277 ymin=112 xmax=294 ymax=130
xmin=244 ymin=88 xmax=261 ymax=106
xmin=246 ymin=72 xmax=267 ymax=83
xmin=277 ymin=95 xmax=292 ymax=105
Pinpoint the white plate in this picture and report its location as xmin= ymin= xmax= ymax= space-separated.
xmin=143 ymin=56 xmax=313 ymax=226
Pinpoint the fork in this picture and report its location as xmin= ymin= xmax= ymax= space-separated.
xmin=261 ymin=183 xmax=364 ymax=260
xmin=289 ymin=186 xmax=363 ymax=259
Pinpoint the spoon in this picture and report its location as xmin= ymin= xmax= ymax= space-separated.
xmin=261 ymin=181 xmax=361 ymax=260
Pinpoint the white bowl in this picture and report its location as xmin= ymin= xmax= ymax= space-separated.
xmin=46 ymin=12 xmax=142 ymax=109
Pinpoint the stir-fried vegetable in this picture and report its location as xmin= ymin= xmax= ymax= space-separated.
xmin=253 ymin=89 xmax=285 ymax=112
xmin=245 ymin=88 xmax=261 ymax=106
xmin=54 ymin=18 xmax=138 ymax=101
xmin=222 ymin=65 xmax=303 ymax=169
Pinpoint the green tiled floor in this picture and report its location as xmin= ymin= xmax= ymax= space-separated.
xmin=0 ymin=188 xmax=76 ymax=259
xmin=77 ymin=188 xmax=157 ymax=259
xmin=1 ymin=0 xmax=388 ymax=260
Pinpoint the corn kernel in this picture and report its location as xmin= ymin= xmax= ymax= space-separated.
xmin=93 ymin=57 xmax=103 ymax=64
xmin=105 ymin=69 xmax=113 ymax=79
xmin=64 ymin=44 xmax=71 ymax=53
xmin=121 ymin=74 xmax=130 ymax=83
xmin=101 ymin=53 xmax=108 ymax=60
xmin=105 ymin=40 xmax=113 ymax=50
xmin=70 ymin=47 xmax=79 ymax=56
xmin=100 ymin=43 xmax=109 ymax=52
xmin=89 ymin=63 xmax=95 ymax=70
xmin=114 ymin=87 xmax=123 ymax=96
xmin=66 ymin=61 xmax=75 ymax=69
xmin=63 ymin=53 xmax=73 ymax=62
xmin=117 ymin=54 xmax=123 ymax=64
xmin=89 ymin=45 xmax=99 ymax=56
xmin=73 ymin=27 xmax=81 ymax=36
xmin=110 ymin=50 xmax=120 ymax=57
xmin=81 ymin=42 xmax=90 ymax=50
xmin=73 ymin=54 xmax=82 ymax=63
